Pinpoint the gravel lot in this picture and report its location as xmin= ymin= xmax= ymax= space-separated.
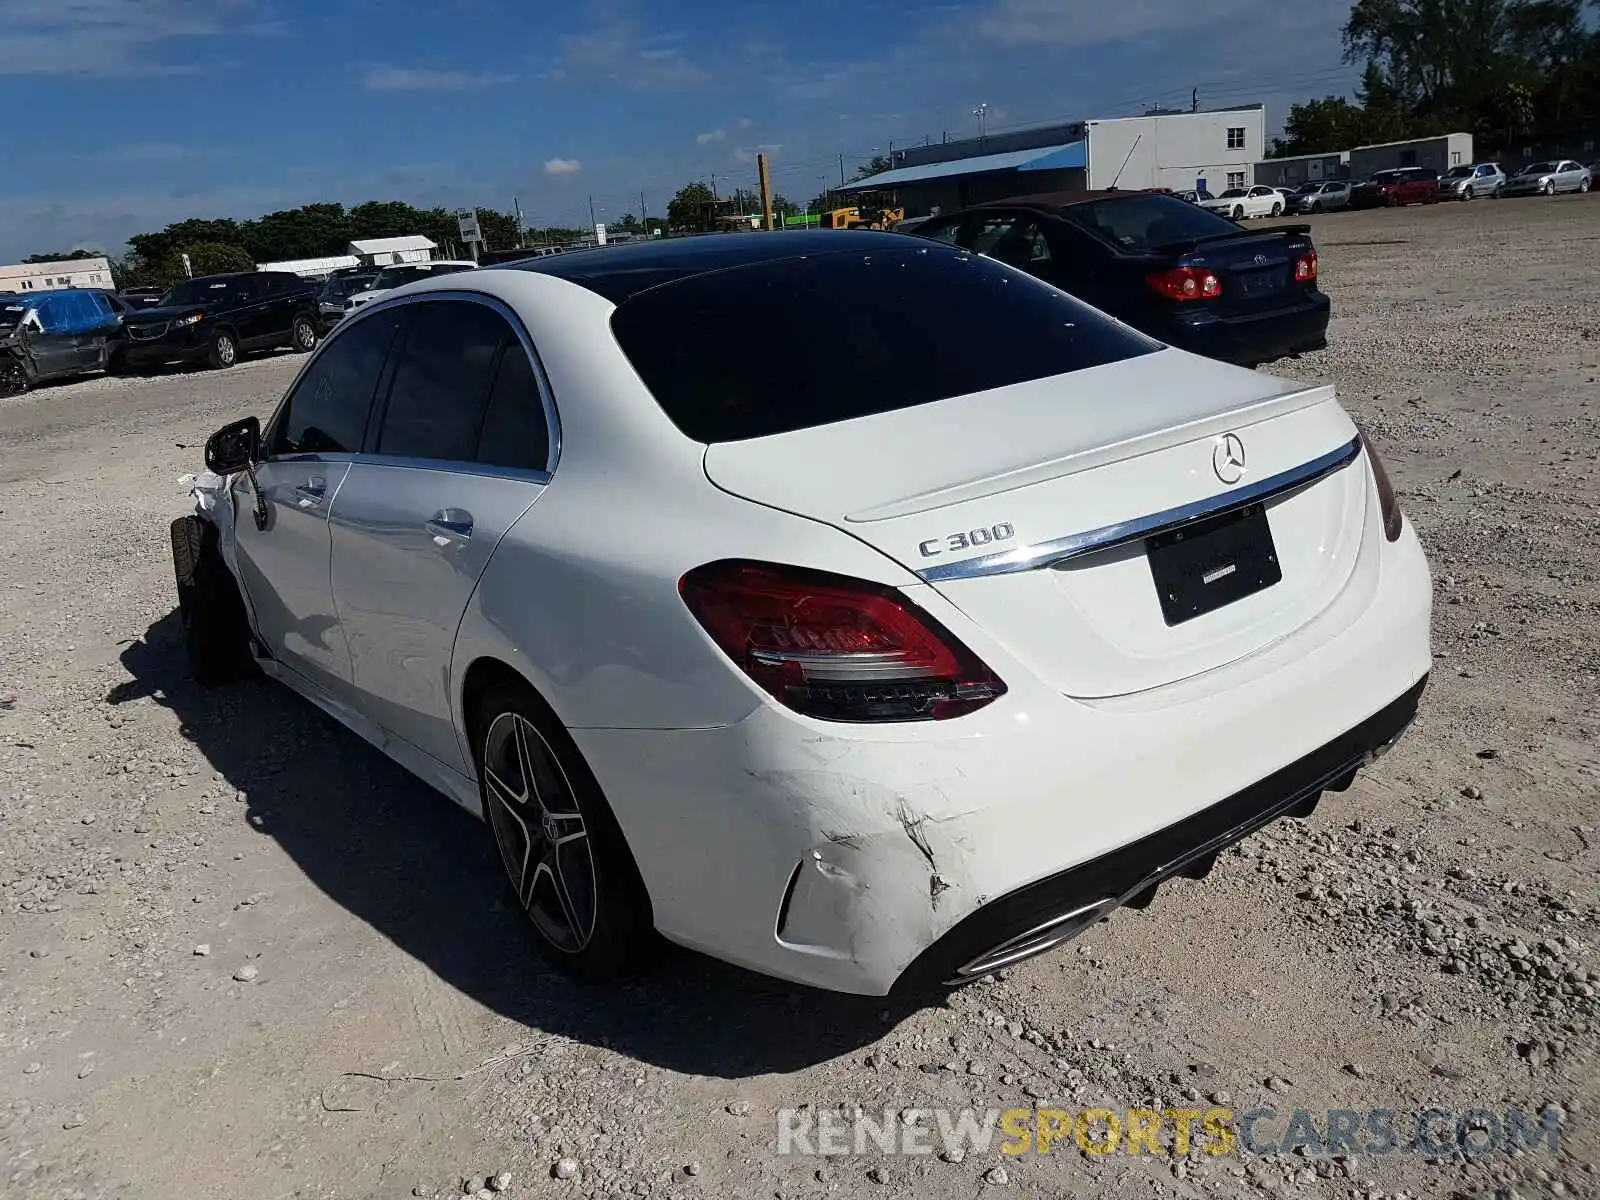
xmin=2 ymin=196 xmax=1597 ymax=1200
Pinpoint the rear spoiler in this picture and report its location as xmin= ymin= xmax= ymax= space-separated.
xmin=1153 ymin=223 xmax=1313 ymax=253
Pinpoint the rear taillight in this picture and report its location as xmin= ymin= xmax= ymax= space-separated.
xmin=1294 ymin=250 xmax=1319 ymax=282
xmin=1356 ymin=427 xmax=1403 ymax=541
xmin=1146 ymin=267 xmax=1221 ymax=302
xmin=679 ymin=560 xmax=1006 ymax=723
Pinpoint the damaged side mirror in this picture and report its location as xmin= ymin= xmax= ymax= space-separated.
xmin=205 ymin=416 xmax=260 ymax=475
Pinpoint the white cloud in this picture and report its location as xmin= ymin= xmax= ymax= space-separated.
xmin=363 ymin=66 xmax=515 ymax=92
xmin=558 ymin=2 xmax=708 ymax=89
xmin=971 ymin=0 xmax=1264 ymax=47
xmin=696 ymin=129 xmax=726 ymax=144
xmin=0 ymin=0 xmax=265 ymax=77
xmin=732 ymin=143 xmax=783 ymax=164
xmin=544 ymin=158 xmax=583 ymax=176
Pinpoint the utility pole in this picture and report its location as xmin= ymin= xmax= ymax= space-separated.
xmin=839 ymin=153 xmax=846 ymax=186
xmin=757 ymin=152 xmax=774 ymax=232
xmin=710 ymin=172 xmax=717 ymax=198
xmin=513 ymin=196 xmax=526 ymax=248
xmin=974 ymin=103 xmax=989 ymax=139
xmin=1192 ymin=87 xmax=1199 ymax=112
xmin=640 ymin=190 xmax=647 ymax=233
xmin=587 ymin=194 xmax=596 ymax=228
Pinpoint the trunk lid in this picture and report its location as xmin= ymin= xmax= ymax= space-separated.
xmin=1167 ymin=226 xmax=1316 ymax=316
xmin=703 ymin=351 xmax=1367 ymax=698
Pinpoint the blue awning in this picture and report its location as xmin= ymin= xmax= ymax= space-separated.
xmin=836 ymin=140 xmax=1087 ymax=193
xmin=1017 ymin=140 xmax=1087 ymax=171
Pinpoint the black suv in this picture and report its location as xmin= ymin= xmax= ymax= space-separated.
xmin=121 ymin=271 xmax=321 ymax=371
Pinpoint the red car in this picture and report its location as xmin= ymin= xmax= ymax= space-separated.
xmin=1348 ymin=167 xmax=1441 ymax=209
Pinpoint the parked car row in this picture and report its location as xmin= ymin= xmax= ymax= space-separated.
xmin=1202 ymin=158 xmax=1595 ymax=221
xmin=0 ymin=270 xmax=331 ymax=394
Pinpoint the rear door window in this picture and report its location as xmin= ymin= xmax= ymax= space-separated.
xmin=273 ymin=309 xmax=401 ymax=455
xmin=474 ymin=339 xmax=551 ymax=472
xmin=1067 ymin=194 xmax=1240 ymax=250
xmin=609 ymin=244 xmax=1160 ymax=444
xmin=374 ymin=299 xmax=506 ymax=461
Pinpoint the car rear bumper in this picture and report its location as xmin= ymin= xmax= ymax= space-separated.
xmin=570 ymin=511 xmax=1432 ymax=996
xmin=1161 ymin=292 xmax=1330 ymax=366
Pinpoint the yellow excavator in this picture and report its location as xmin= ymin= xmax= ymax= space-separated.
xmin=819 ymin=200 xmax=905 ymax=230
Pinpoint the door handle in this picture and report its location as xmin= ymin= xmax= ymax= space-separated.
xmin=425 ymin=509 xmax=474 ymax=541
xmin=294 ymin=479 xmax=326 ymax=508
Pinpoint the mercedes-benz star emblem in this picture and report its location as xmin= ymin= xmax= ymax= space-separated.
xmin=1213 ymin=432 xmax=1247 ymax=484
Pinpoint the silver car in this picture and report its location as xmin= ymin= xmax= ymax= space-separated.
xmin=1502 ymin=160 xmax=1591 ymax=197
xmin=1287 ymin=180 xmax=1352 ymax=213
xmin=1440 ymin=162 xmax=1506 ymax=200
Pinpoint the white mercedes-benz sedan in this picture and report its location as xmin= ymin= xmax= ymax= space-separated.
xmin=174 ymin=233 xmax=1432 ymax=996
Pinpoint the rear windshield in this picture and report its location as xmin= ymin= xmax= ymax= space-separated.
xmin=609 ymin=245 xmax=1161 ymax=443
xmin=1523 ymin=161 xmax=1556 ymax=173
xmin=162 ymin=277 xmax=235 ymax=306
xmin=1068 ymin=194 xmax=1242 ymax=250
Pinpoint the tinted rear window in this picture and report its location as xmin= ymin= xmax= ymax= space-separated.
xmin=1067 ymin=194 xmax=1242 ymax=250
xmin=609 ymin=245 xmax=1160 ymax=443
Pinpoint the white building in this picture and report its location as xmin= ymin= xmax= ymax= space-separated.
xmin=256 ymin=255 xmax=361 ymax=280
xmin=1084 ymin=106 xmax=1267 ymax=194
xmin=0 ymin=256 xmax=115 ymax=292
xmin=347 ymin=236 xmax=437 ymax=267
xmin=837 ymin=105 xmax=1269 ymax=213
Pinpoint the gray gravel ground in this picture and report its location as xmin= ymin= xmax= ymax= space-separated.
xmin=1 ymin=196 xmax=1597 ymax=1200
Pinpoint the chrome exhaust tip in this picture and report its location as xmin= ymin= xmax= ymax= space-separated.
xmin=947 ymin=897 xmax=1120 ymax=983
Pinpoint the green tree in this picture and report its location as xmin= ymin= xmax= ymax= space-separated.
xmin=806 ymin=192 xmax=835 ymax=215
xmin=1271 ymin=96 xmax=1375 ymax=155
xmin=666 ymin=181 xmax=717 ymax=232
xmin=852 ymin=154 xmax=892 ymax=181
xmin=22 ymin=248 xmax=103 ymax=264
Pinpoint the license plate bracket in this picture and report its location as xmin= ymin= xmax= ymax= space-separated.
xmin=1146 ymin=502 xmax=1281 ymax=626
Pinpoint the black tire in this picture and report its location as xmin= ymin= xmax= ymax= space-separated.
xmin=1232 ymin=205 xmax=1244 ymax=220
xmin=474 ymin=681 xmax=656 ymax=982
xmin=1543 ymin=180 xmax=1555 ymax=196
xmin=1463 ymin=186 xmax=1474 ymax=201
xmin=290 ymin=313 xmax=318 ymax=353
xmin=1581 ymin=177 xmax=1592 ymax=194
xmin=105 ymin=346 xmax=130 ymax=375
xmin=207 ymin=329 xmax=238 ymax=370
xmin=170 ymin=516 xmax=255 ymax=686
xmin=0 ymin=355 xmax=31 ymax=397
xmin=1270 ymin=202 xmax=1283 ymax=217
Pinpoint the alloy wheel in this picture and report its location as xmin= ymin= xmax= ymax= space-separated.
xmin=482 ymin=711 xmax=598 ymax=954
xmin=0 ymin=359 xmax=26 ymax=397
xmin=294 ymin=320 xmax=316 ymax=350
xmin=217 ymin=337 xmax=236 ymax=366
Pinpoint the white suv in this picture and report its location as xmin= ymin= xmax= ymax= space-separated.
xmin=343 ymin=260 xmax=478 ymax=317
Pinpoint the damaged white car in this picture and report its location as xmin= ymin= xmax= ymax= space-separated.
xmin=173 ymin=235 xmax=1432 ymax=996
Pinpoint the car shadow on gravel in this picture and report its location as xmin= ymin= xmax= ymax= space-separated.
xmin=112 ymin=610 xmax=918 ymax=1078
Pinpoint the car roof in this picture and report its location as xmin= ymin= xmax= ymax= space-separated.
xmin=973 ymin=190 xmax=1158 ymax=211
xmin=507 ymin=230 xmax=914 ymax=305
xmin=3 ymin=288 xmax=97 ymax=305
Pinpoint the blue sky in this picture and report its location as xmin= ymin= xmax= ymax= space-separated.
xmin=0 ymin=0 xmax=1359 ymax=260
